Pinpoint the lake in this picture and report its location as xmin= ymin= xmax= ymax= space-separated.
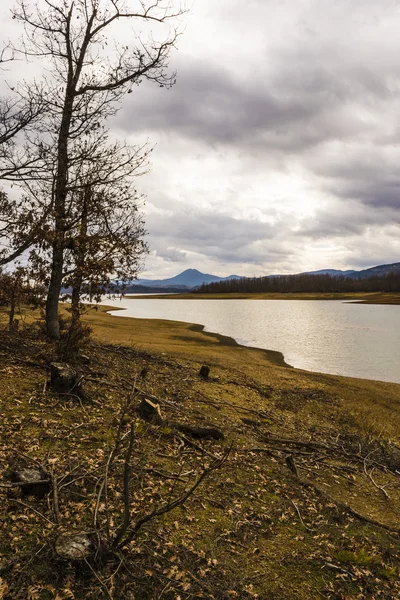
xmin=100 ymin=297 xmax=400 ymax=384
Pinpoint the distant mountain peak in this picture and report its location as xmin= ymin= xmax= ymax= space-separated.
xmin=129 ymin=269 xmax=240 ymax=289
xmin=180 ymin=268 xmax=202 ymax=275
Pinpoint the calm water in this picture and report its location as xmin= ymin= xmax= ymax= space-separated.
xmin=101 ymin=298 xmax=400 ymax=384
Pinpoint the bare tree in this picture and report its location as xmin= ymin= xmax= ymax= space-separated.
xmin=12 ymin=0 xmax=185 ymax=339
xmin=0 ymin=54 xmax=47 ymax=263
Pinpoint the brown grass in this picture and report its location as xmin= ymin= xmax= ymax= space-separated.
xmin=0 ymin=304 xmax=400 ymax=599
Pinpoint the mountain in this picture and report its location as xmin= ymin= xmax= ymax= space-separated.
xmin=299 ymin=263 xmax=400 ymax=279
xmin=347 ymin=262 xmax=400 ymax=279
xmin=123 ymin=262 xmax=400 ymax=294
xmin=130 ymin=268 xmax=241 ymax=289
xmin=303 ymin=268 xmax=357 ymax=277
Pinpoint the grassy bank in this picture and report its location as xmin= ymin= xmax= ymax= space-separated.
xmin=129 ymin=291 xmax=400 ymax=304
xmin=1 ymin=305 xmax=400 ymax=599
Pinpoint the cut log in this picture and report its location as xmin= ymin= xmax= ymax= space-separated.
xmin=50 ymin=363 xmax=84 ymax=397
xmin=55 ymin=533 xmax=92 ymax=560
xmin=174 ymin=423 xmax=225 ymax=440
xmin=135 ymin=397 xmax=225 ymax=440
xmin=241 ymin=418 xmax=262 ymax=427
xmin=12 ymin=468 xmax=51 ymax=498
xmin=199 ymin=365 xmax=210 ymax=379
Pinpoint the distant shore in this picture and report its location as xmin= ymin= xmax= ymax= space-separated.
xmin=126 ymin=291 xmax=400 ymax=304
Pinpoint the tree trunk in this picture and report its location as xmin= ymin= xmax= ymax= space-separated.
xmin=46 ymin=240 xmax=65 ymax=339
xmin=8 ymin=288 xmax=15 ymax=332
xmin=70 ymin=277 xmax=82 ymax=332
xmin=69 ymin=186 xmax=89 ymax=336
xmin=45 ymin=90 xmax=74 ymax=340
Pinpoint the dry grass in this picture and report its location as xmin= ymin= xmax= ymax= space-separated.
xmin=0 ymin=305 xmax=400 ymax=598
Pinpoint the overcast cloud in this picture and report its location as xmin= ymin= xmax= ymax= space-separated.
xmin=2 ymin=0 xmax=400 ymax=277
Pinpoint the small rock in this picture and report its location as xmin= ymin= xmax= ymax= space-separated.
xmin=55 ymin=533 xmax=92 ymax=560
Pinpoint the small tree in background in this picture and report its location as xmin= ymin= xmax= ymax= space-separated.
xmin=0 ymin=265 xmax=45 ymax=331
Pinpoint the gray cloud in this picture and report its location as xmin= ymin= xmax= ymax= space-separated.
xmin=157 ymin=247 xmax=188 ymax=262
xmin=94 ymin=0 xmax=400 ymax=274
xmin=145 ymin=200 xmax=296 ymax=267
xmin=3 ymin=0 xmax=400 ymax=276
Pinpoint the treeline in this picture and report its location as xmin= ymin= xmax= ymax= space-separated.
xmin=194 ymin=272 xmax=400 ymax=294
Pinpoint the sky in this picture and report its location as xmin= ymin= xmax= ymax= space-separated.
xmin=2 ymin=0 xmax=400 ymax=278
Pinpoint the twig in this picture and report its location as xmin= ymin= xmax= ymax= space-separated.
xmin=83 ymin=558 xmax=113 ymax=600
xmin=10 ymin=499 xmax=55 ymax=526
xmin=59 ymin=464 xmax=104 ymax=491
xmin=299 ymin=478 xmax=400 ymax=534
xmin=324 ymin=562 xmax=355 ymax=578
xmin=111 ymin=423 xmax=135 ymax=550
xmin=51 ymin=468 xmax=60 ymax=525
xmin=144 ymin=467 xmax=189 ymax=482
xmin=290 ymin=499 xmax=310 ymax=531
xmin=117 ymin=447 xmax=231 ymax=551
xmin=102 ymin=391 xmax=137 ymax=540
xmin=16 ymin=544 xmax=47 ymax=575
xmin=363 ymin=462 xmax=391 ymax=500
xmin=175 ymin=433 xmax=220 ymax=459
xmin=94 ymin=478 xmax=106 ymax=531
xmin=11 ymin=449 xmax=43 ymax=469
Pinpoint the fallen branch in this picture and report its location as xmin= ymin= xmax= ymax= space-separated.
xmin=10 ymin=499 xmax=55 ymax=526
xmin=363 ymin=462 xmax=391 ymax=500
xmin=290 ymin=499 xmax=311 ymax=531
xmin=0 ymin=479 xmax=50 ymax=489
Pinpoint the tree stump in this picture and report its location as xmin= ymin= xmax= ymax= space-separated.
xmin=78 ymin=354 xmax=90 ymax=365
xmin=55 ymin=533 xmax=92 ymax=560
xmin=50 ymin=363 xmax=84 ymax=397
xmin=135 ymin=398 xmax=163 ymax=425
xmin=12 ymin=468 xmax=51 ymax=498
xmin=285 ymin=454 xmax=299 ymax=477
xmin=199 ymin=365 xmax=210 ymax=379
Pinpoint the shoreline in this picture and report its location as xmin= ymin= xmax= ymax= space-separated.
xmin=81 ymin=303 xmax=400 ymax=441
xmin=124 ymin=291 xmax=400 ymax=304
xmin=97 ymin=303 xmax=398 ymax=386
xmin=99 ymin=303 xmax=290 ymax=368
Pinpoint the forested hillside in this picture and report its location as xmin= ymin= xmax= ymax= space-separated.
xmin=195 ymin=272 xmax=400 ymax=294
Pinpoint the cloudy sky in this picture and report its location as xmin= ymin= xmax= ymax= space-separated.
xmin=3 ymin=0 xmax=400 ymax=278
